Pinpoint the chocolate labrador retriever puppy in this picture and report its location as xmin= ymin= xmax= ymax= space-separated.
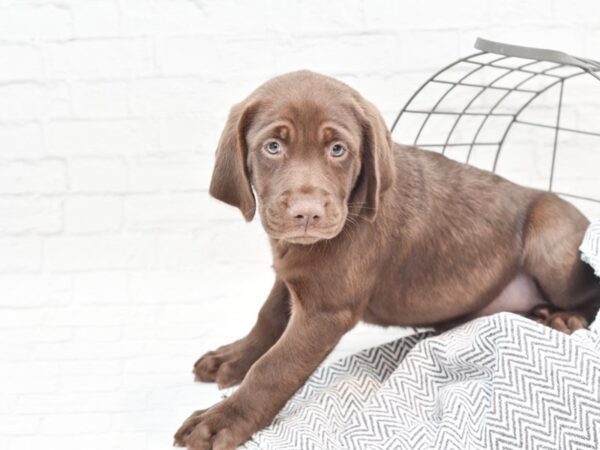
xmin=174 ymin=70 xmax=600 ymax=449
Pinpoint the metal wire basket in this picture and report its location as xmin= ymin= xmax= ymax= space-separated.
xmin=391 ymin=38 xmax=600 ymax=217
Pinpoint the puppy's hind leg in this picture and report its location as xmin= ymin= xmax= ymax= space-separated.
xmin=522 ymin=193 xmax=600 ymax=334
xmin=528 ymin=304 xmax=592 ymax=334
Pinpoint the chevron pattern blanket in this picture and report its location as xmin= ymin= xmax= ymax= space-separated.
xmin=244 ymin=221 xmax=600 ymax=450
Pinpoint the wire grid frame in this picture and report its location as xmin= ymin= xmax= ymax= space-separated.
xmin=390 ymin=38 xmax=600 ymax=213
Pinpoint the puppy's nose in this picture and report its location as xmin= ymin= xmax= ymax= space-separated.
xmin=288 ymin=199 xmax=325 ymax=227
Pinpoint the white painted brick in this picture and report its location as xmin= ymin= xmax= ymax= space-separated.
xmin=119 ymin=0 xmax=156 ymax=35
xmin=202 ymin=220 xmax=271 ymax=264
xmin=111 ymin=409 xmax=173 ymax=432
xmin=0 ymin=237 xmax=41 ymax=272
xmin=153 ymin=0 xmax=294 ymax=35
xmin=122 ymin=375 xmax=193 ymax=398
xmin=0 ymin=326 xmax=72 ymax=344
xmin=154 ymin=233 xmax=210 ymax=269
xmin=158 ymin=302 xmax=249 ymax=330
xmin=362 ymin=0 xmax=431 ymax=30
xmin=0 ymin=197 xmax=62 ymax=234
xmin=44 ymin=235 xmax=154 ymax=272
xmin=151 ymin=323 xmax=207 ymax=341
xmin=274 ymin=34 xmax=399 ymax=75
xmin=145 ymin=384 xmax=220 ymax=417
xmin=123 ymin=355 xmax=192 ymax=375
xmin=59 ymin=360 xmax=121 ymax=376
xmin=71 ymin=81 xmax=130 ymax=118
xmin=199 ymin=153 xmax=213 ymax=191
xmin=0 ymin=3 xmax=71 ymax=40
xmin=0 ymin=122 xmax=45 ymax=159
xmin=10 ymin=433 xmax=147 ymax=450
xmin=0 ymin=44 xmax=43 ymax=81
xmin=0 ymin=374 xmax=58 ymax=394
xmin=65 ymin=196 xmax=122 ymax=233
xmin=554 ymin=0 xmax=600 ymax=23
xmin=45 ymin=38 xmax=154 ymax=79
xmin=156 ymin=35 xmax=275 ymax=78
xmin=129 ymin=78 xmax=210 ymax=115
xmin=0 ymin=415 xmax=40 ymax=435
xmin=1 ymin=361 xmax=59 ymax=378
xmin=47 ymin=81 xmax=73 ymax=117
xmin=154 ymin=223 xmax=270 ymax=271
xmin=146 ymin=334 xmax=213 ymax=358
xmin=16 ymin=391 xmax=147 ymax=414
xmin=120 ymin=324 xmax=157 ymax=341
xmin=72 ymin=0 xmax=120 ymax=38
xmin=71 ymin=271 xmax=129 ymax=305
xmin=159 ymin=115 xmax=222 ymax=153
xmin=395 ymin=30 xmax=461 ymax=72
xmin=0 ymin=274 xmax=70 ymax=307
xmin=44 ymin=304 xmax=155 ymax=328
xmin=68 ymin=158 xmax=129 ymax=193
xmin=32 ymin=339 xmax=149 ymax=361
xmin=0 ymin=394 xmax=17 ymax=415
xmin=40 ymin=413 xmax=111 ymax=435
xmin=124 ymin=193 xmax=228 ymax=231
xmin=0 ymin=308 xmax=45 ymax=329
xmin=0 ymin=81 xmax=70 ymax=120
xmin=74 ymin=326 xmax=122 ymax=342
xmin=129 ymin=265 xmax=272 ymax=304
xmin=202 ymin=193 xmax=250 ymax=221
xmin=364 ymin=0 xmax=495 ymax=30
xmin=58 ymin=373 xmax=122 ymax=392
xmin=489 ymin=0 xmax=556 ymax=25
xmin=0 ymin=340 xmax=36 ymax=360
xmin=129 ymin=271 xmax=212 ymax=303
xmin=194 ymin=78 xmax=266 ymax=119
xmin=585 ymin=29 xmax=600 ymax=57
xmin=0 ymin=160 xmax=66 ymax=194
xmin=339 ymin=72 xmax=429 ymax=124
xmin=152 ymin=0 xmax=213 ymax=34
xmin=48 ymin=119 xmax=159 ymax=156
xmin=295 ymin=0 xmax=364 ymax=32
xmin=10 ymin=435 xmax=85 ymax=450
xmin=129 ymin=156 xmax=205 ymax=192
xmin=0 ymin=83 xmax=46 ymax=120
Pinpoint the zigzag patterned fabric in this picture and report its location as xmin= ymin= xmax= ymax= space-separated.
xmin=244 ymin=221 xmax=600 ymax=450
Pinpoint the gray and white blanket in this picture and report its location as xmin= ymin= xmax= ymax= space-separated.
xmin=245 ymin=221 xmax=600 ymax=450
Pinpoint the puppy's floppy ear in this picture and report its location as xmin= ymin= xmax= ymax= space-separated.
xmin=209 ymin=101 xmax=258 ymax=221
xmin=351 ymin=96 xmax=396 ymax=221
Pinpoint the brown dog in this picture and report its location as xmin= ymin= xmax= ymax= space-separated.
xmin=174 ymin=70 xmax=600 ymax=449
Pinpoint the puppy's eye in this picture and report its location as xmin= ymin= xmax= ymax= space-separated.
xmin=330 ymin=143 xmax=346 ymax=158
xmin=264 ymin=141 xmax=282 ymax=155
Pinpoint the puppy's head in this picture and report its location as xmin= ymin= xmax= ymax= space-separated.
xmin=209 ymin=71 xmax=395 ymax=245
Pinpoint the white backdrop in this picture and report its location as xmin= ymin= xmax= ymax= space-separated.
xmin=1 ymin=1 xmax=599 ymax=449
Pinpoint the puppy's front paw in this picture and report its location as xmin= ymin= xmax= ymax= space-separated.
xmin=193 ymin=339 xmax=262 ymax=388
xmin=173 ymin=401 xmax=253 ymax=450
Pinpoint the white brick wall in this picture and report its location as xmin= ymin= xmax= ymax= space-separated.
xmin=0 ymin=1 xmax=599 ymax=449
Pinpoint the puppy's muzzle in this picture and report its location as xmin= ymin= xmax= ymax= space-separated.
xmin=288 ymin=197 xmax=325 ymax=230
xmin=266 ymin=191 xmax=344 ymax=244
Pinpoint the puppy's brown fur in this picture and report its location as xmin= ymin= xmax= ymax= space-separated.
xmin=175 ymin=71 xmax=600 ymax=450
